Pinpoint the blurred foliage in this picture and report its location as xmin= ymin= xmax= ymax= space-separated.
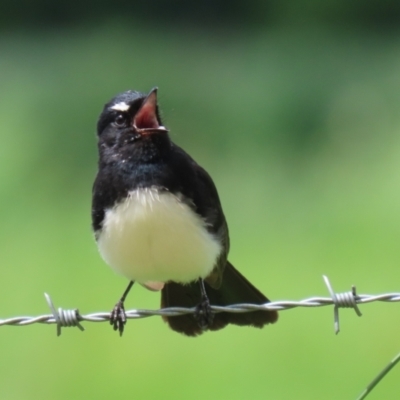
xmin=1 ymin=0 xmax=400 ymax=29
xmin=1 ymin=3 xmax=400 ymax=400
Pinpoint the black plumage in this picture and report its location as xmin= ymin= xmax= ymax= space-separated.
xmin=92 ymin=88 xmax=278 ymax=336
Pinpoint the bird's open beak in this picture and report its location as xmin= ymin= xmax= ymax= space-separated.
xmin=133 ymin=87 xmax=168 ymax=134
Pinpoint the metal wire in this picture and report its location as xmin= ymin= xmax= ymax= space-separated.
xmin=1 ymin=275 xmax=399 ymax=337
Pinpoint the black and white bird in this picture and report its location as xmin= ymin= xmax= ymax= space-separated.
xmin=92 ymin=88 xmax=278 ymax=336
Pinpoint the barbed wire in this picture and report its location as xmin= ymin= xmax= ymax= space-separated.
xmin=2 ymin=274 xmax=400 ymax=399
xmin=1 ymin=275 xmax=400 ymax=337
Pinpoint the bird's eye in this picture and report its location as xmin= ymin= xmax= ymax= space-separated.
xmin=114 ymin=114 xmax=127 ymax=127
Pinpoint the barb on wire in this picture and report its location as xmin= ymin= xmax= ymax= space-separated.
xmin=322 ymin=275 xmax=362 ymax=334
xmin=44 ymin=293 xmax=84 ymax=337
xmin=0 ymin=275 xmax=399 ymax=337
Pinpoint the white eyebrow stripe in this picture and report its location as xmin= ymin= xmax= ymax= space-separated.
xmin=111 ymin=102 xmax=130 ymax=112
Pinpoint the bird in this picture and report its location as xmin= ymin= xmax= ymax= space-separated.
xmin=92 ymin=87 xmax=278 ymax=336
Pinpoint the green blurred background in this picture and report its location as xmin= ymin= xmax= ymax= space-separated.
xmin=1 ymin=2 xmax=400 ymax=399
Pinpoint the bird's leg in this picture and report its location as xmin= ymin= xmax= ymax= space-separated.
xmin=110 ymin=280 xmax=135 ymax=336
xmin=195 ymin=279 xmax=214 ymax=330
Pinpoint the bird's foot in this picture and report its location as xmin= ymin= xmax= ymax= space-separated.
xmin=110 ymin=300 xmax=127 ymax=336
xmin=195 ymin=295 xmax=214 ymax=331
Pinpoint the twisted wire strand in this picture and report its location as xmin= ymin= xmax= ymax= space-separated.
xmin=1 ymin=276 xmax=400 ymax=336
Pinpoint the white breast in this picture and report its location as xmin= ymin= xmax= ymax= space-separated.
xmin=96 ymin=188 xmax=221 ymax=287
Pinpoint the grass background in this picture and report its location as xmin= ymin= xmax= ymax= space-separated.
xmin=1 ymin=19 xmax=400 ymax=399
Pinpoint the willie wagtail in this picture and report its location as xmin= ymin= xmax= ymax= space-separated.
xmin=92 ymin=88 xmax=278 ymax=336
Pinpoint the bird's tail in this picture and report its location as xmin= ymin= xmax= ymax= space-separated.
xmin=161 ymin=261 xmax=278 ymax=336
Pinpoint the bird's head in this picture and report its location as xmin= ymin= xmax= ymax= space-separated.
xmin=97 ymin=88 xmax=169 ymax=164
